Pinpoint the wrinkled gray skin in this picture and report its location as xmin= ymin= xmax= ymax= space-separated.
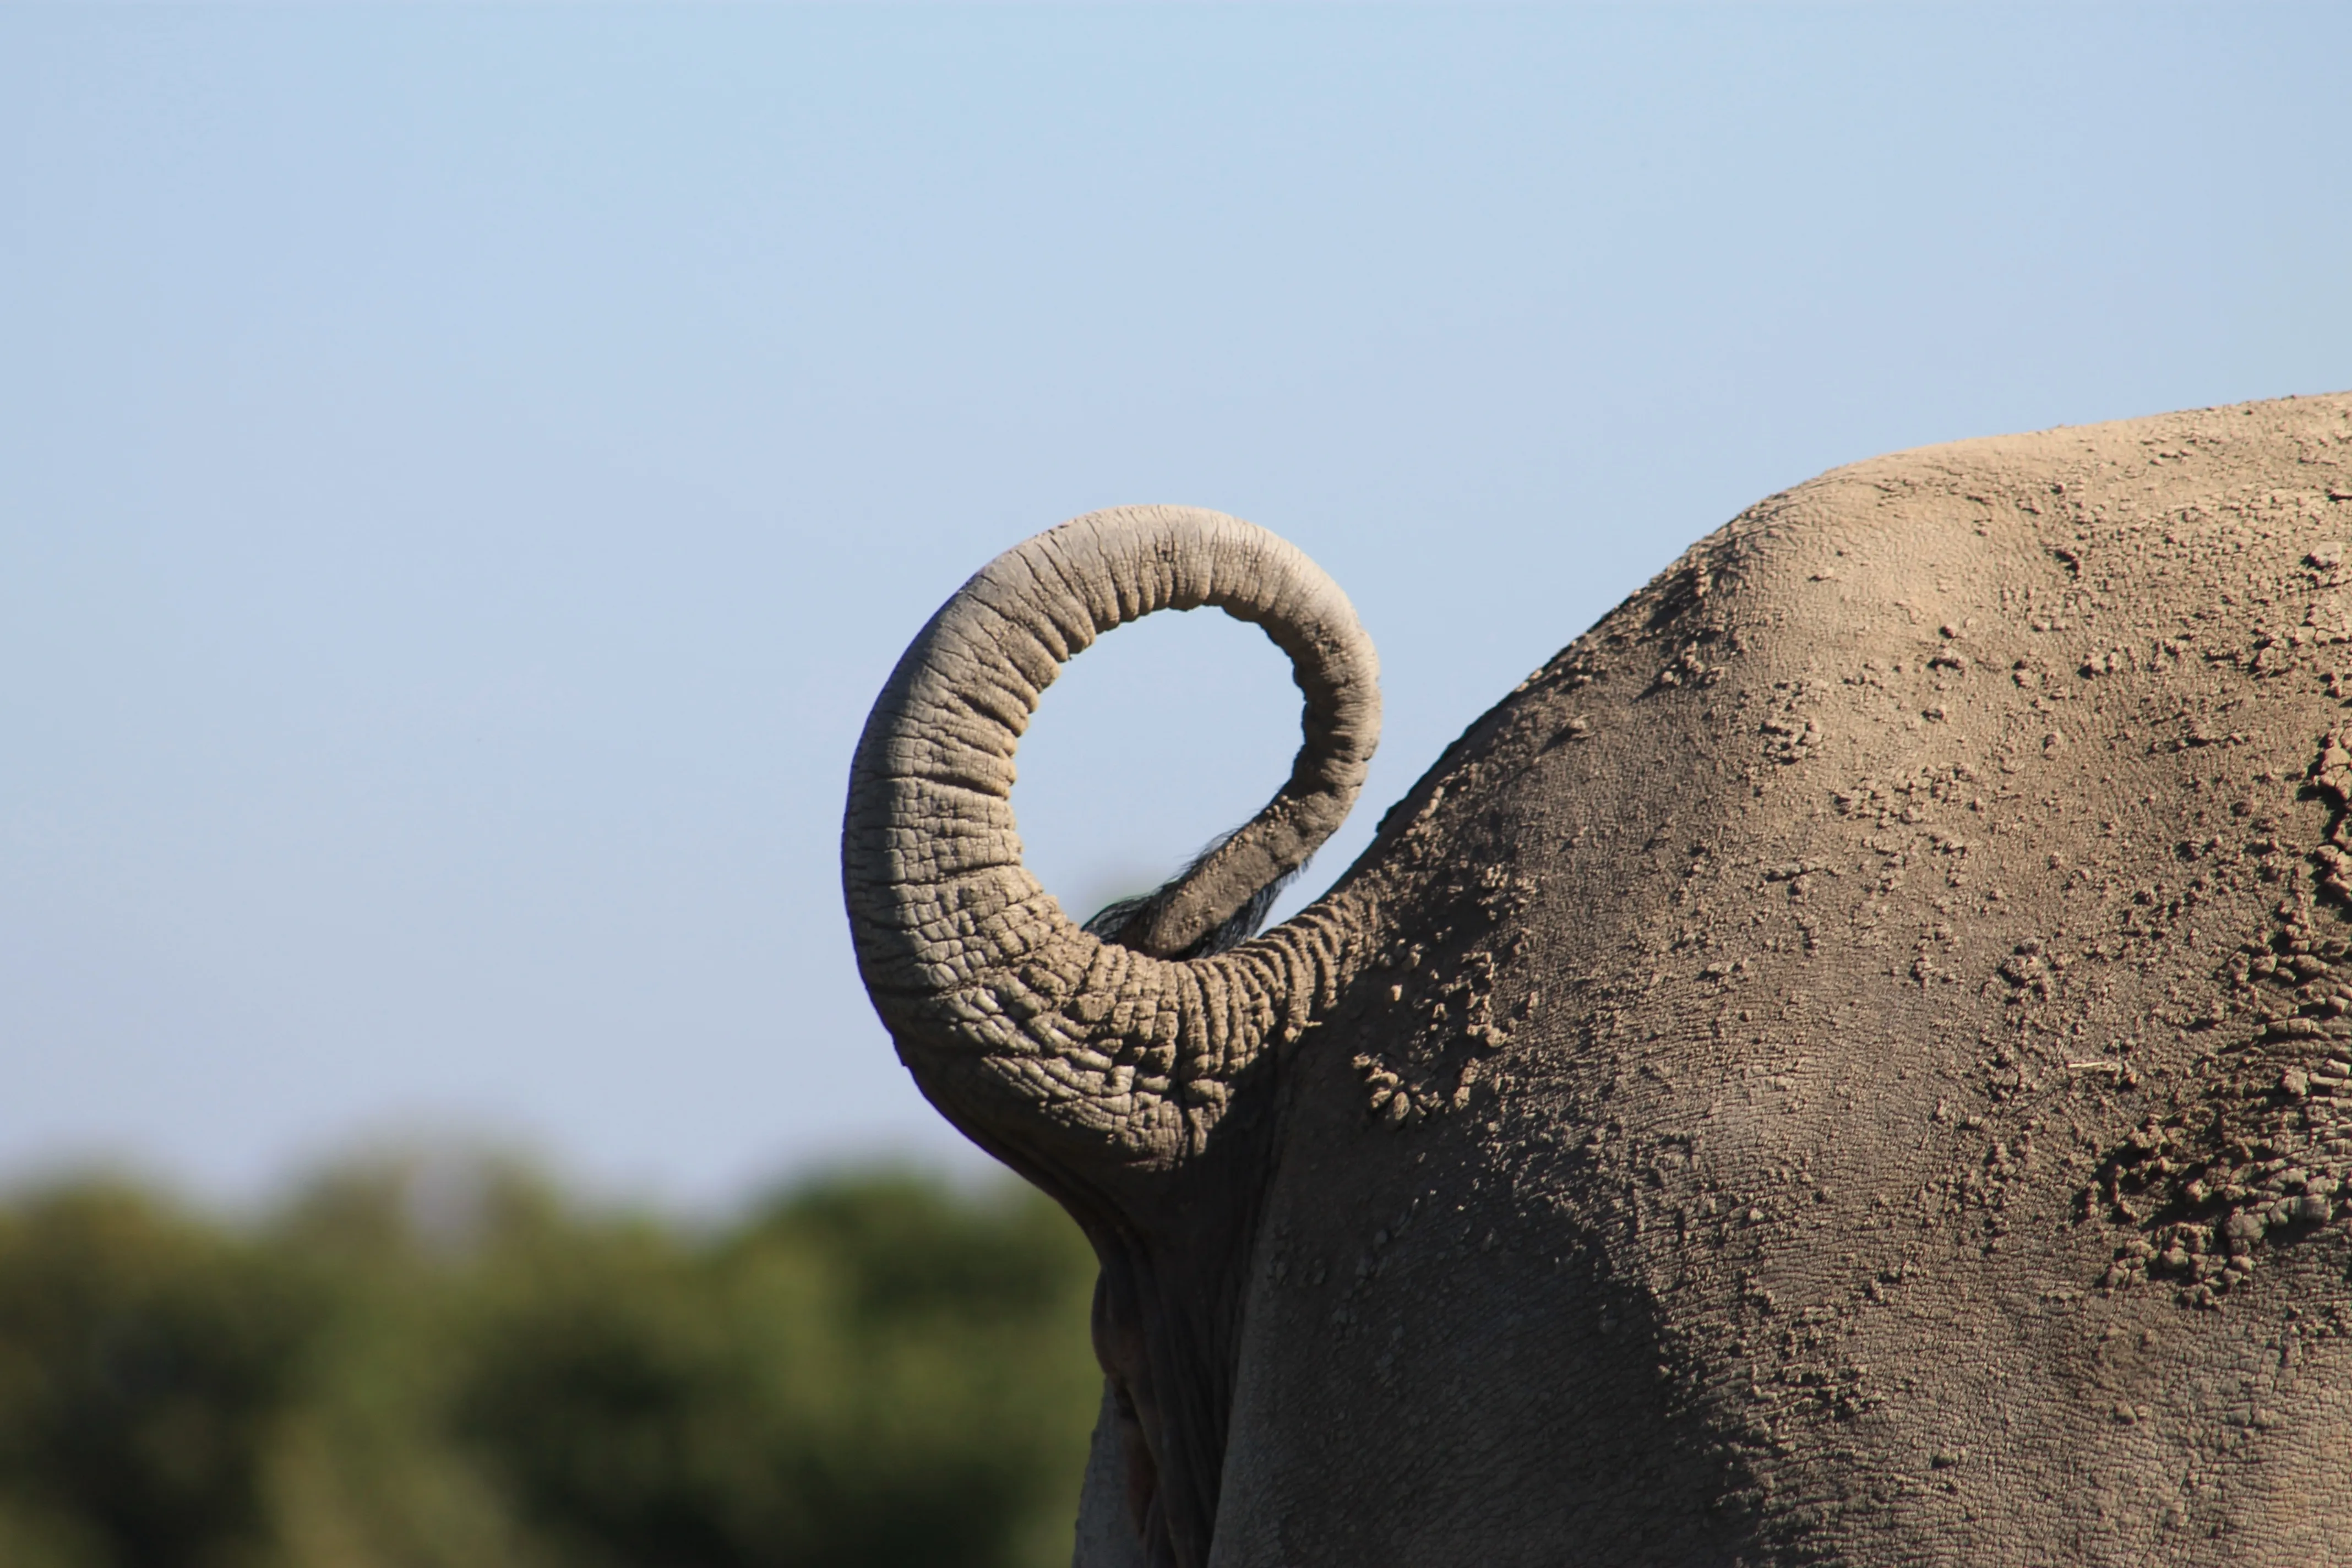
xmin=846 ymin=396 xmax=2352 ymax=1565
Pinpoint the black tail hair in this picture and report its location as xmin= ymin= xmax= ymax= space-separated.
xmin=1081 ymin=828 xmax=1310 ymax=960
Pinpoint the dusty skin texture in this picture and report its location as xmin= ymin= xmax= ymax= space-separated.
xmin=844 ymin=395 xmax=2352 ymax=1565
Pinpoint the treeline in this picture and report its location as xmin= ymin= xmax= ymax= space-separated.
xmin=0 ymin=1158 xmax=1103 ymax=1568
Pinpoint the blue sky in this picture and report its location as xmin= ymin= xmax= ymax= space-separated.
xmin=3 ymin=4 xmax=2346 ymax=1208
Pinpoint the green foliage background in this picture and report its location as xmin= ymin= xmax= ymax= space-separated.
xmin=0 ymin=1161 xmax=1103 ymax=1568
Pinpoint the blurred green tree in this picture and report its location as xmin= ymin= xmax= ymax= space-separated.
xmin=0 ymin=1161 xmax=1102 ymax=1568
xmin=0 ymin=1183 xmax=323 ymax=1568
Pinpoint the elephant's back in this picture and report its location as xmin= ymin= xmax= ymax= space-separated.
xmin=1225 ymin=392 xmax=2352 ymax=1565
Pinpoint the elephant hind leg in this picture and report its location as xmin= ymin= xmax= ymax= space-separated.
xmin=1074 ymin=1376 xmax=1154 ymax=1568
xmin=1088 ymin=1268 xmax=1188 ymax=1568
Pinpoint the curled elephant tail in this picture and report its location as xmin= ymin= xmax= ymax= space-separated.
xmin=843 ymin=504 xmax=1379 ymax=1568
xmin=840 ymin=504 xmax=1379 ymax=1170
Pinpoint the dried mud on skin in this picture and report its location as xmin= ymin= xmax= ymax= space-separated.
xmin=1351 ymin=865 xmax=1537 ymax=1126
xmin=2096 ymin=725 xmax=2352 ymax=1308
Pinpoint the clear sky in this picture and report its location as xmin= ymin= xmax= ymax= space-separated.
xmin=3 ymin=4 xmax=2346 ymax=1210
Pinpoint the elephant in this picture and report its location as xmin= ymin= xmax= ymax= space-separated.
xmin=842 ymin=391 xmax=2352 ymax=1565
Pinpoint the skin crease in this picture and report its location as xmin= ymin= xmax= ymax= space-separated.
xmin=845 ymin=394 xmax=2352 ymax=1566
